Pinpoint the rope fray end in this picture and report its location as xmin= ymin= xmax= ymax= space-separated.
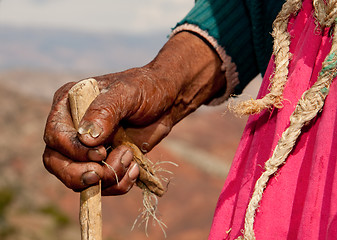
xmin=228 ymin=95 xmax=284 ymax=117
xmin=228 ymin=99 xmax=268 ymax=116
xmin=132 ymin=160 xmax=177 ymax=238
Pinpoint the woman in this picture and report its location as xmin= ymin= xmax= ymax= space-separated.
xmin=43 ymin=0 xmax=337 ymax=238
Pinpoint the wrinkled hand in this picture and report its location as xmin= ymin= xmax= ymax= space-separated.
xmin=43 ymin=68 xmax=178 ymax=195
xmin=42 ymin=32 xmax=225 ymax=195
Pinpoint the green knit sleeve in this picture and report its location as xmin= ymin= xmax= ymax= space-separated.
xmin=173 ymin=0 xmax=284 ymax=95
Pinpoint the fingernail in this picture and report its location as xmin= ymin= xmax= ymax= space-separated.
xmin=121 ymin=150 xmax=133 ymax=168
xmin=141 ymin=142 xmax=150 ymax=153
xmin=81 ymin=171 xmax=100 ymax=185
xmin=128 ymin=164 xmax=139 ymax=180
xmin=78 ymin=122 xmax=102 ymax=138
xmin=87 ymin=148 xmax=106 ymax=161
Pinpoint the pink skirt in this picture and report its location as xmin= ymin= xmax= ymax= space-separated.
xmin=209 ymin=1 xmax=337 ymax=239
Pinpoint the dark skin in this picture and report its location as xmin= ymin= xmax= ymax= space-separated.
xmin=43 ymin=31 xmax=226 ymax=195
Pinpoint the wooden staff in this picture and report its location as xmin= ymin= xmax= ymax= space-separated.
xmin=69 ymin=78 xmax=102 ymax=240
xmin=68 ymin=78 xmax=165 ymax=239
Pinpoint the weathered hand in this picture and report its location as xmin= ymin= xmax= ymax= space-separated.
xmin=43 ymin=32 xmax=225 ymax=195
xmin=43 ymin=68 xmax=175 ymax=195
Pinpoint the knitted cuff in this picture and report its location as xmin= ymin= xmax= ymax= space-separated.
xmin=171 ymin=24 xmax=239 ymax=105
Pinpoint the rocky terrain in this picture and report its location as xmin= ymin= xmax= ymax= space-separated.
xmin=0 ymin=70 xmax=260 ymax=239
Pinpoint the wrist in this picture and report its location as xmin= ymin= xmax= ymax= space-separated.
xmin=144 ymin=31 xmax=226 ymax=124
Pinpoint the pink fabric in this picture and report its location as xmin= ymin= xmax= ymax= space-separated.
xmin=209 ymin=1 xmax=337 ymax=239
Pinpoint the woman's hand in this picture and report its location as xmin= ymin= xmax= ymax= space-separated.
xmin=42 ymin=31 xmax=226 ymax=195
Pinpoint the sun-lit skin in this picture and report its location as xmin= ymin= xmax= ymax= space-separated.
xmin=43 ymin=31 xmax=226 ymax=195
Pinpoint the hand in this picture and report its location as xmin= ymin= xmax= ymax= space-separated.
xmin=43 ymin=67 xmax=174 ymax=195
xmin=43 ymin=32 xmax=225 ymax=195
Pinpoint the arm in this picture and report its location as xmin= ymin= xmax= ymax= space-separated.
xmin=43 ymin=31 xmax=226 ymax=195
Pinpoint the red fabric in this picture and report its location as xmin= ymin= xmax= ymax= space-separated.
xmin=209 ymin=1 xmax=337 ymax=239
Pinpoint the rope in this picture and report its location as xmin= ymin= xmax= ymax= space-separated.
xmin=313 ymin=0 xmax=337 ymax=27
xmin=231 ymin=0 xmax=302 ymax=116
xmin=234 ymin=0 xmax=337 ymax=239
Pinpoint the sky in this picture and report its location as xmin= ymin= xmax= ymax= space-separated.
xmin=0 ymin=0 xmax=194 ymax=33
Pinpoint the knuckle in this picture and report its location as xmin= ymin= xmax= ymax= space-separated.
xmin=92 ymin=106 xmax=115 ymax=126
xmin=43 ymin=130 xmax=54 ymax=146
xmin=44 ymin=112 xmax=72 ymax=147
xmin=44 ymin=116 xmax=56 ymax=145
xmin=43 ymin=125 xmax=61 ymax=148
xmin=42 ymin=149 xmax=52 ymax=172
xmin=59 ymin=164 xmax=82 ymax=190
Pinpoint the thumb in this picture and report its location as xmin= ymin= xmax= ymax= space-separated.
xmin=77 ymin=81 xmax=138 ymax=147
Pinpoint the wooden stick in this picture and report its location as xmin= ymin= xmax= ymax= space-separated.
xmin=68 ymin=78 xmax=166 ymax=239
xmin=68 ymin=78 xmax=102 ymax=240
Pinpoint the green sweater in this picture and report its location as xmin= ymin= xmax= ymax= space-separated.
xmin=175 ymin=0 xmax=285 ymax=94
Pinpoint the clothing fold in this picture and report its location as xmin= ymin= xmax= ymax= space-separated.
xmin=209 ymin=1 xmax=337 ymax=239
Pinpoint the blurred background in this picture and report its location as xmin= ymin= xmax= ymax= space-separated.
xmin=0 ymin=0 xmax=260 ymax=239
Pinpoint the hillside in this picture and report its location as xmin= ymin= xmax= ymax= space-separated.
xmin=0 ymin=26 xmax=168 ymax=74
xmin=0 ymin=69 xmax=260 ymax=239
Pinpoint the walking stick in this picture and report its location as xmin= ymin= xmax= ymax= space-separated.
xmin=68 ymin=78 xmax=166 ymax=239
xmin=69 ymin=79 xmax=102 ymax=240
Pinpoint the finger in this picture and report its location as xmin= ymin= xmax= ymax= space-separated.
xmin=44 ymin=83 xmax=106 ymax=162
xmin=101 ymin=162 xmax=139 ymax=196
xmin=125 ymin=114 xmax=172 ymax=153
xmin=100 ymin=145 xmax=134 ymax=187
xmin=77 ymin=80 xmax=138 ymax=147
xmin=43 ymin=146 xmax=104 ymax=191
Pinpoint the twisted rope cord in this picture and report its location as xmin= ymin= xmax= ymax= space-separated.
xmin=237 ymin=14 xmax=337 ymax=240
xmin=313 ymin=0 xmax=337 ymax=27
xmin=325 ymin=0 xmax=337 ymax=26
xmin=231 ymin=0 xmax=303 ymax=116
